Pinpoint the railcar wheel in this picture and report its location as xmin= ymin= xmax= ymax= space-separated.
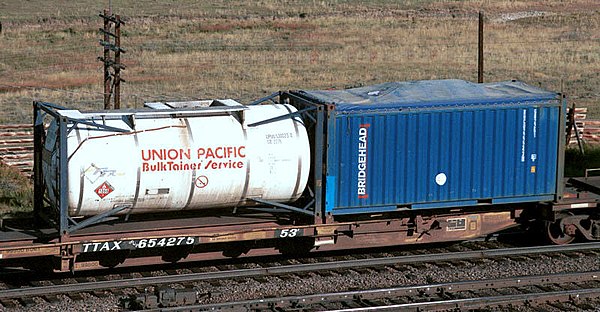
xmin=162 ymin=246 xmax=193 ymax=263
xmin=546 ymin=213 xmax=576 ymax=245
xmin=98 ymin=251 xmax=129 ymax=268
xmin=277 ymin=237 xmax=314 ymax=255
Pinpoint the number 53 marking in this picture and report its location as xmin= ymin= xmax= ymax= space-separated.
xmin=277 ymin=228 xmax=303 ymax=238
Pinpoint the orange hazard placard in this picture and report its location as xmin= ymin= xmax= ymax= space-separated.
xmin=95 ymin=181 xmax=114 ymax=199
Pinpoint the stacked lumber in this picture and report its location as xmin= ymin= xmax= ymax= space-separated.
xmin=580 ymin=120 xmax=600 ymax=144
xmin=0 ymin=124 xmax=34 ymax=177
xmin=567 ymin=107 xmax=600 ymax=146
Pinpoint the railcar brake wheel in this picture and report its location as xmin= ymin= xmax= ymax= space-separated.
xmin=546 ymin=213 xmax=576 ymax=245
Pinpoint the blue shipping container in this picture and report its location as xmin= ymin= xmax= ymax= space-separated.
xmin=296 ymin=80 xmax=564 ymax=215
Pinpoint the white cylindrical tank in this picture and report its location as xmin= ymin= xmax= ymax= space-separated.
xmin=42 ymin=102 xmax=310 ymax=216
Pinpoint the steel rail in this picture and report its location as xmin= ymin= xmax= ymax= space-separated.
xmin=159 ymin=271 xmax=600 ymax=311
xmin=1 ymin=242 xmax=599 ymax=300
xmin=361 ymin=289 xmax=600 ymax=311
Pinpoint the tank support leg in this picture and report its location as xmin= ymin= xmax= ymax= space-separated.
xmin=66 ymin=205 xmax=129 ymax=233
xmin=247 ymin=198 xmax=314 ymax=216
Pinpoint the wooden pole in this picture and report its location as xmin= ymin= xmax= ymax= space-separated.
xmin=103 ymin=9 xmax=111 ymax=109
xmin=478 ymin=11 xmax=484 ymax=83
xmin=114 ymin=15 xmax=121 ymax=109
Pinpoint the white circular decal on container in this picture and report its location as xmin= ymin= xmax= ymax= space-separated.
xmin=435 ymin=173 xmax=447 ymax=186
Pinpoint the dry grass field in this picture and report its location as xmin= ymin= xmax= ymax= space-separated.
xmin=0 ymin=1 xmax=599 ymax=212
xmin=0 ymin=0 xmax=598 ymax=124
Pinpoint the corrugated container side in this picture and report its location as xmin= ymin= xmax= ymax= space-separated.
xmin=325 ymin=102 xmax=561 ymax=214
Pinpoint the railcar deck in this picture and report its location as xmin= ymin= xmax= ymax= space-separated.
xmin=568 ymin=176 xmax=600 ymax=195
xmin=1 ymin=213 xmax=282 ymax=240
xmin=0 ymin=190 xmax=598 ymax=272
xmin=0 ymin=206 xmax=529 ymax=272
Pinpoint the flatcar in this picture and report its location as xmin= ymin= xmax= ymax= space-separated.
xmin=1 ymin=79 xmax=599 ymax=272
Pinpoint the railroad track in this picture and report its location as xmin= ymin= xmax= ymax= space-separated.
xmin=0 ymin=241 xmax=599 ymax=310
xmin=166 ymin=271 xmax=600 ymax=311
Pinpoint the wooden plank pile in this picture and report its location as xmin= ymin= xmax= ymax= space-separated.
xmin=567 ymin=107 xmax=600 ymax=146
xmin=0 ymin=124 xmax=34 ymax=177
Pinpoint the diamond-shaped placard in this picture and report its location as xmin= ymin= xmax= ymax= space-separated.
xmin=95 ymin=181 xmax=114 ymax=199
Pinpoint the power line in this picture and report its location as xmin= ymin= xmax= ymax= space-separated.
xmin=1 ymin=41 xmax=596 ymax=78
xmin=0 ymin=82 xmax=172 ymax=103
xmin=0 ymin=83 xmax=104 ymax=96
xmin=0 ymin=36 xmax=596 ymax=64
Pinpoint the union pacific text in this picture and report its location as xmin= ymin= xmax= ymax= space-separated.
xmin=141 ymin=146 xmax=246 ymax=172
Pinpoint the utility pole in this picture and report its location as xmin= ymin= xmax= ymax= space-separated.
xmin=478 ymin=11 xmax=484 ymax=83
xmin=99 ymin=9 xmax=126 ymax=109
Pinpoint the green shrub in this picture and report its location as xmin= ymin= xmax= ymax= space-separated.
xmin=0 ymin=164 xmax=33 ymax=214
xmin=564 ymin=145 xmax=600 ymax=177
